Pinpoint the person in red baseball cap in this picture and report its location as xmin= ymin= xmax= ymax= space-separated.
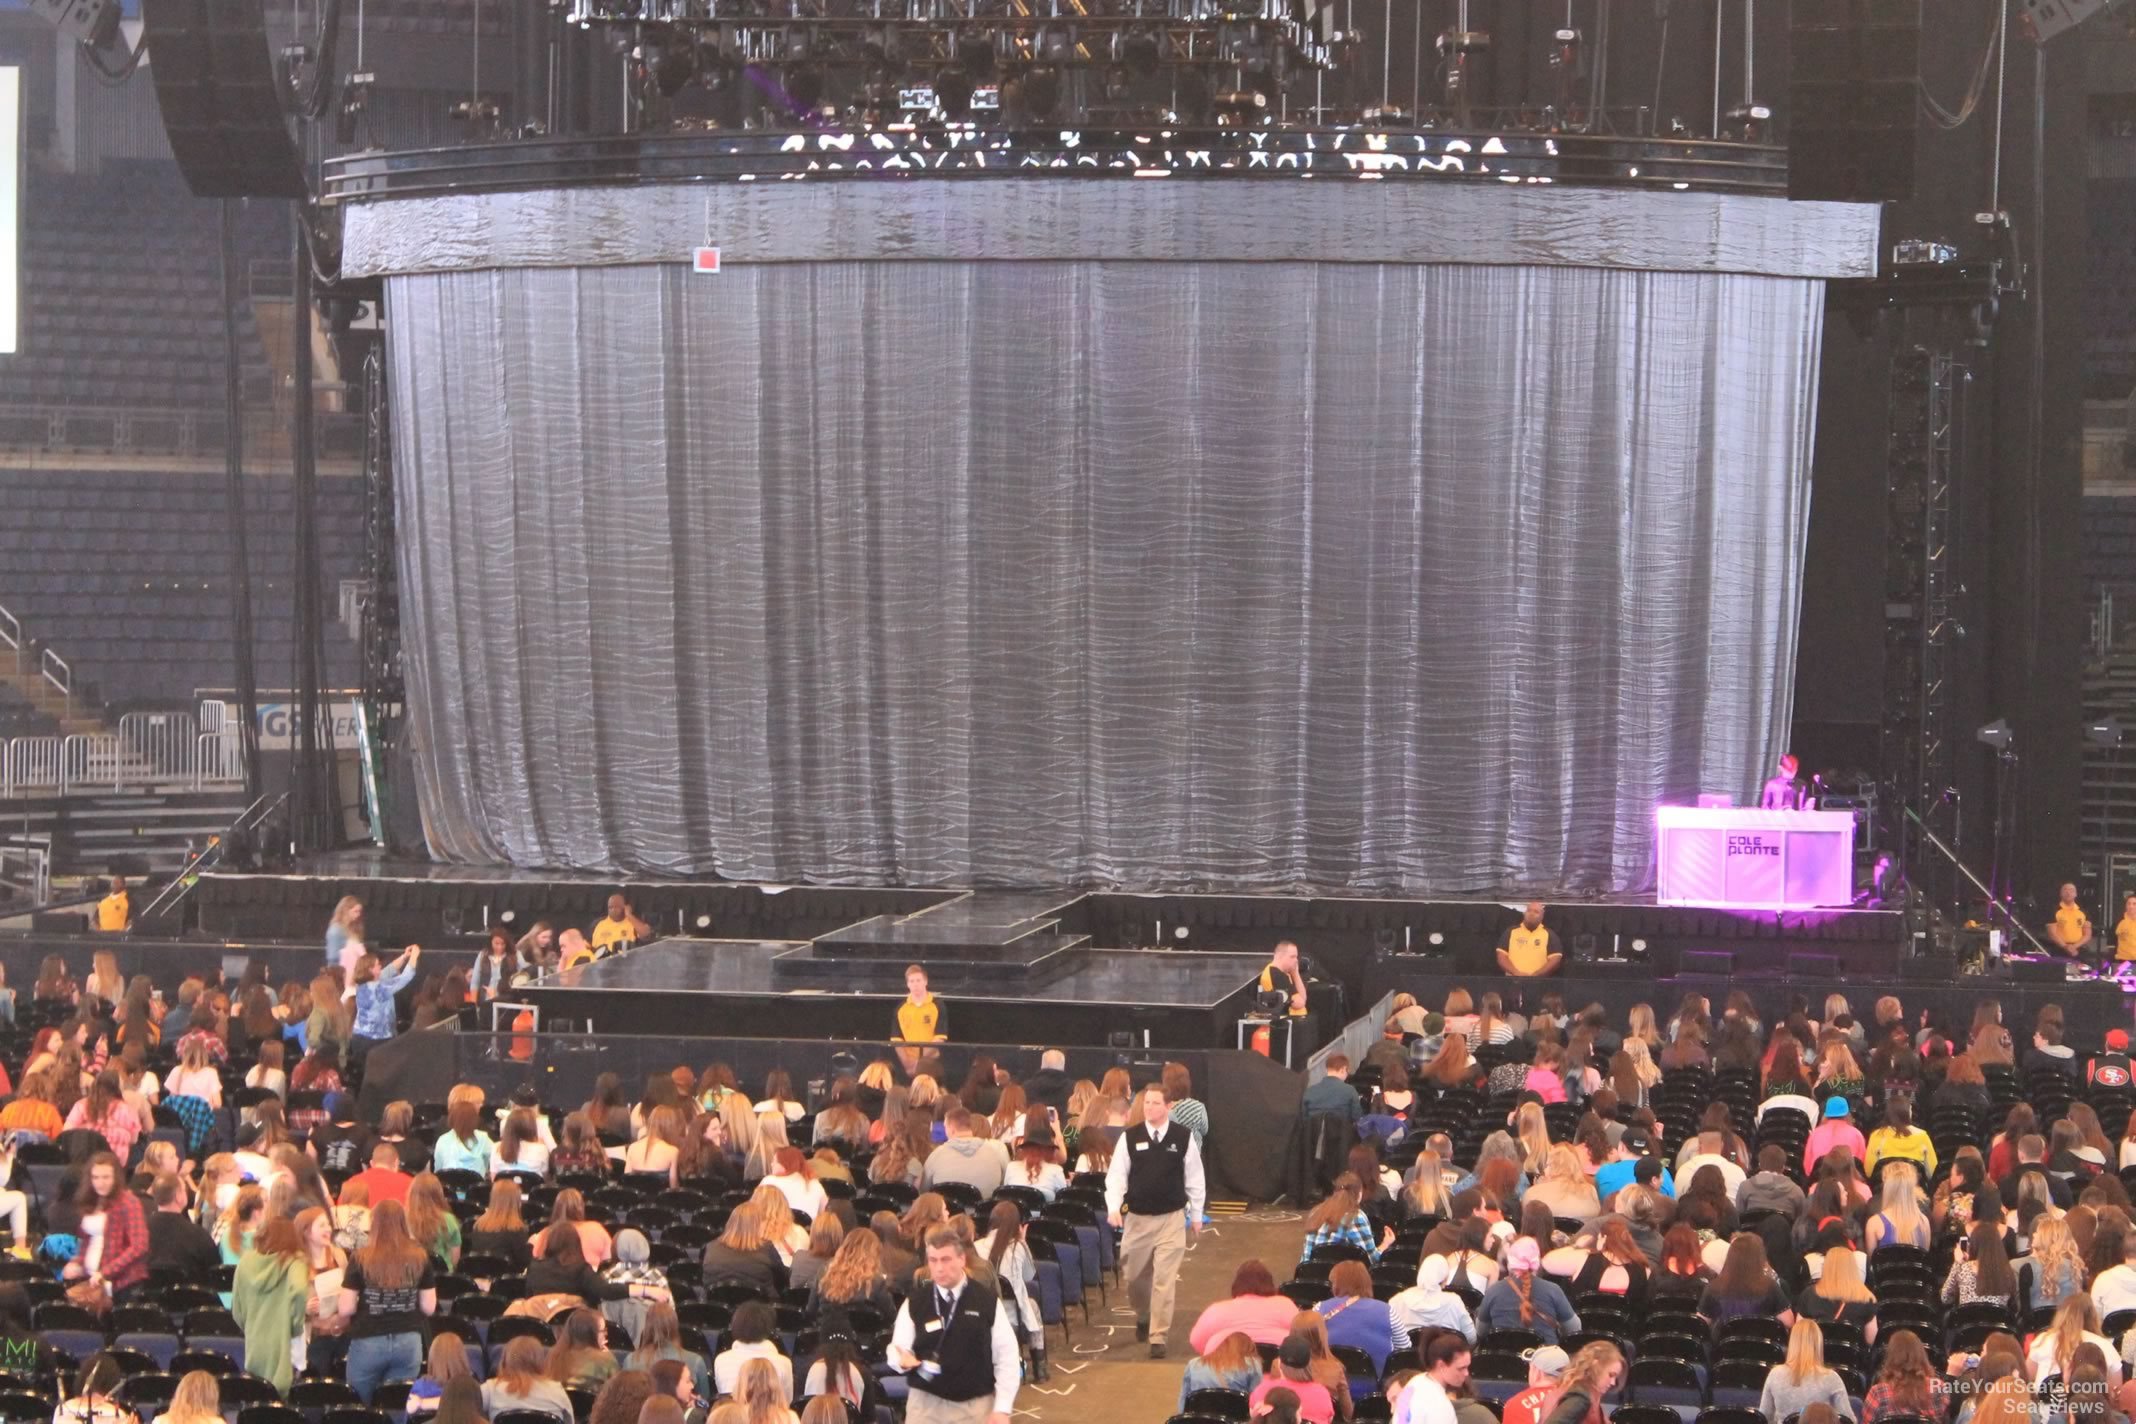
xmin=2087 ymin=1030 xmax=2132 ymax=1089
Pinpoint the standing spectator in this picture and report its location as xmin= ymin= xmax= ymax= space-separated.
xmin=1162 ymin=1063 xmax=1209 ymax=1143
xmin=347 ymin=947 xmax=421 ymax=1073
xmin=62 ymin=1151 xmax=148 ymax=1304
xmin=1105 ymin=1084 xmax=1204 ymax=1360
xmin=335 ymin=1199 xmax=439 ymax=1403
xmin=231 ymin=1218 xmax=310 ymax=1394
xmin=95 ymin=877 xmax=130 ymax=933
xmin=1390 ymin=1330 xmax=1473 ymax=1424
xmin=325 ymin=897 xmax=366 ymax=969
xmin=470 ymin=928 xmax=515 ymax=1003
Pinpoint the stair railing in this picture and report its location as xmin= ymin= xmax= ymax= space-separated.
xmin=134 ymin=790 xmax=287 ymax=925
xmin=1902 ymin=804 xmax=2052 ymax=958
xmin=0 ymin=601 xmax=20 ymax=673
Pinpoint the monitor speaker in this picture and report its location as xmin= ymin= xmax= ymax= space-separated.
xmin=1787 ymin=0 xmax=1922 ymax=202
xmin=141 ymin=0 xmax=309 ymax=198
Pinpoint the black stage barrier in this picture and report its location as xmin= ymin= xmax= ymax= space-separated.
xmin=194 ymin=875 xmax=950 ymax=951
xmin=1365 ymin=963 xmax=2136 ymax=1044
xmin=361 ymin=1029 xmax=1307 ymax=1204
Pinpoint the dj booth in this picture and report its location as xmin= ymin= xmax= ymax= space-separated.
xmin=1655 ymin=806 xmax=1857 ymax=910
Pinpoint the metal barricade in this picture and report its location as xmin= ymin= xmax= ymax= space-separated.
xmin=0 ymin=836 xmax=50 ymax=904
xmin=2 ymin=737 xmax=61 ymax=797
xmin=118 ymin=711 xmax=198 ymax=785
xmin=196 ymin=730 xmax=245 ymax=787
xmin=60 ymin=733 xmax=123 ymax=794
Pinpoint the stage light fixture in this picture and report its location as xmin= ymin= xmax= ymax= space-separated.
xmin=784 ymin=64 xmax=826 ymax=111
xmin=933 ymin=66 xmax=977 ymax=117
xmin=1006 ymin=65 xmax=1062 ymax=124
xmin=1427 ymin=931 xmax=1445 ymax=947
xmin=695 ymin=914 xmax=713 ymax=929
xmin=1123 ymin=28 xmax=1160 ymax=76
xmin=1976 ymin=719 xmax=2014 ymax=751
xmin=499 ymin=910 xmax=516 ymax=924
xmin=956 ymin=34 xmax=996 ymax=82
xmin=1214 ymin=89 xmax=1266 ymax=126
xmin=1173 ymin=925 xmax=1190 ymax=941
xmin=651 ymin=35 xmax=697 ymax=98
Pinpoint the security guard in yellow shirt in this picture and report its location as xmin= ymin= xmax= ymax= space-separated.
xmin=2048 ymin=882 xmax=2095 ymax=968
xmin=1257 ymin=941 xmax=1308 ymax=1017
xmin=589 ymin=894 xmax=649 ymax=955
xmin=1496 ymin=901 xmax=1563 ymax=977
xmin=94 ymin=876 xmax=129 ymax=932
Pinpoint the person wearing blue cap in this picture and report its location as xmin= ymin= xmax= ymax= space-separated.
xmin=1801 ymin=1097 xmax=1865 ymax=1176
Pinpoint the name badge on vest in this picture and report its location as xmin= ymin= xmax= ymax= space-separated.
xmin=1133 ymin=1141 xmax=1148 ymax=1151
xmin=923 ymin=1320 xmax=943 ymax=1332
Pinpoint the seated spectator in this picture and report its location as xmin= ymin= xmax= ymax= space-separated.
xmin=1941 ymin=1221 xmax=2018 ymax=1307
xmin=1303 ymin=1056 xmax=1364 ymax=1124
xmin=760 ymin=1147 xmax=830 ymax=1222
xmin=1795 ymin=1246 xmax=1879 ymax=1342
xmin=703 ymin=1203 xmax=787 ymax=1296
xmin=754 ymin=1070 xmax=807 ymax=1125
xmin=407 ymin=1332 xmax=475 ymax=1417
xmin=1698 ymin=1234 xmax=1793 ymax=1327
xmin=1865 ymin=1099 xmax=1938 ymax=1177
xmin=1739 ymin=1145 xmax=1809 ymax=1219
xmin=1251 ymin=1335 xmax=1337 ymax=1424
xmin=1540 ymin=1217 xmax=1648 ymax=1301
xmin=1524 ymin=1145 xmax=1600 ymax=1221
xmin=149 ymin=1369 xmax=221 ymax=1424
xmin=1314 ymin=1260 xmax=1395 ymax=1377
xmin=920 ymin=1106 xmax=1009 ymax=1197
xmin=1759 ymin=1317 xmax=1854 ymax=1423
xmin=147 ymin=1172 xmax=218 ymax=1280
xmin=430 ymin=1101 xmax=495 ymax=1178
xmin=751 ymin=1187 xmax=809 ymax=1264
xmin=484 ymin=1335 xmax=574 ymax=1422
xmin=1179 ymin=1330 xmax=1265 ymax=1411
xmin=628 ymin=1302 xmax=711 ymax=1402
xmin=1189 ymin=1259 xmax=1298 ymax=1354
xmin=1863 ymin=1162 xmax=1933 ymax=1254
xmin=1476 ymin=1237 xmax=1579 ymax=1345
xmin=789 ymin=1215 xmax=844 ymax=1295
xmin=2026 ymin=1293 xmax=2123 ymax=1387
xmin=340 ymin=1142 xmax=413 ymax=1209
xmin=491 ymin=1107 xmax=552 ymax=1179
xmin=712 ymin=1302 xmax=795 ymax=1402
xmin=466 ymin=1178 xmax=533 ymax=1268
xmin=601 ymin=1229 xmax=672 ymax=1337
xmin=1389 ymin=1256 xmax=1475 ymax=1349
xmin=1801 ymin=1098 xmax=1866 ymax=1177
xmin=1006 ymin=1126 xmax=1067 ymax=1202
xmin=811 ymin=1222 xmax=894 ymax=1318
xmin=1300 ymin=1174 xmax=1391 ymax=1265
xmin=528 ymin=1222 xmax=661 ymax=1310
xmin=245 ymin=1042 xmax=287 ymax=1101
xmin=546 ymin=1308 xmax=621 ymax=1392
xmin=2019 ymin=1214 xmax=2087 ymax=1316
xmin=1861 ymin=1329 xmax=1942 ymax=1424
xmin=535 ymin=1189 xmax=614 ymax=1268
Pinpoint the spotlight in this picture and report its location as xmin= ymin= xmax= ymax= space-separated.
xmin=1630 ymin=937 xmax=1647 ymax=952
xmin=934 ymin=66 xmax=977 ymax=117
xmin=1214 ymin=88 xmax=1266 ymax=125
xmin=651 ymin=34 xmax=697 ymax=97
xmin=784 ymin=64 xmax=826 ymax=111
xmin=1173 ymin=925 xmax=1190 ymax=941
xmin=1427 ymin=932 xmax=1445 ymax=947
xmin=956 ymin=34 xmax=996 ymax=82
xmin=2090 ymin=718 xmax=2125 ymax=748
xmin=695 ymin=914 xmax=712 ymax=929
xmin=1976 ymin=719 xmax=2015 ymax=751
xmin=499 ymin=910 xmax=516 ymax=925
xmin=337 ymin=71 xmax=374 ymax=146
xmin=1123 ymin=29 xmax=1160 ymax=76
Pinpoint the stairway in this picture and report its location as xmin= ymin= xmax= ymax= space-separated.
xmin=0 ymin=659 xmax=103 ymax=736
xmin=1 ymin=790 xmax=252 ymax=876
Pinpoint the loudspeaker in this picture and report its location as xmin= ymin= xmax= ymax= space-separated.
xmin=141 ymin=0 xmax=309 ymax=198
xmin=2008 ymin=957 xmax=2071 ymax=983
xmin=1788 ymin=0 xmax=1921 ymax=202
xmin=1681 ymin=950 xmax=1737 ymax=977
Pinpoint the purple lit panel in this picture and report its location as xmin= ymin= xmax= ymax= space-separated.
xmin=1656 ymin=807 xmax=1855 ymax=910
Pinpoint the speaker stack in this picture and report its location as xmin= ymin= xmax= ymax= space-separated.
xmin=1788 ymin=0 xmax=1923 ymax=203
xmin=141 ymin=0 xmax=309 ymax=199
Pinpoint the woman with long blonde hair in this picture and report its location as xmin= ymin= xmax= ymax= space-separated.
xmin=2026 ymin=1293 xmax=2115 ymax=1386
xmin=1805 ymin=1247 xmax=1878 ymax=1340
xmin=812 ymin=1225 xmax=891 ymax=1314
xmin=1760 ymin=1317 xmax=1849 ymax=1423
xmin=159 ymin=1371 xmax=223 ymax=1424
xmin=750 ymin=1184 xmax=807 ymax=1262
xmin=1513 ymin=1103 xmax=1551 ymax=1176
xmin=1401 ymin=1151 xmax=1453 ymax=1218
xmin=1539 ymin=1342 xmax=1625 ymax=1424
xmin=1625 ymin=1003 xmax=1661 ymax=1049
xmin=1866 ymin=1162 xmax=1931 ymax=1253
xmin=732 ymin=1358 xmax=797 ymax=1424
xmin=2024 ymin=1215 xmax=2088 ymax=1314
xmin=1476 ymin=993 xmax=1515 ymax=1047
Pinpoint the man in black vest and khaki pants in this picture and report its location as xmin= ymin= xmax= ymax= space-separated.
xmin=889 ymin=1225 xmax=1022 ymax=1424
xmin=1105 ymin=1082 xmax=1207 ymax=1357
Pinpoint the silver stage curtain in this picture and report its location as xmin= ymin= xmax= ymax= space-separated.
xmin=388 ymin=261 xmax=1822 ymax=892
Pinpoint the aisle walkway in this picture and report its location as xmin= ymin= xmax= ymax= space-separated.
xmin=1017 ymin=1210 xmax=1307 ymax=1423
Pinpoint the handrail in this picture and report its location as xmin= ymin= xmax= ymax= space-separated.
xmin=0 ymin=835 xmax=51 ymax=906
xmin=134 ymin=791 xmax=287 ymax=925
xmin=1902 ymin=804 xmax=2052 ymax=959
xmin=39 ymin=647 xmax=68 ymax=708
xmin=0 ymin=601 xmax=19 ymax=667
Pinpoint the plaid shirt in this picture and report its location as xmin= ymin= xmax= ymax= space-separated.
xmin=162 ymin=1094 xmax=219 ymax=1156
xmin=1300 ymin=1211 xmax=1381 ymax=1264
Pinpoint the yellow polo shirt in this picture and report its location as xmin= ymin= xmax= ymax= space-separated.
xmin=2118 ymin=916 xmax=2136 ymax=961
xmin=897 ymin=995 xmax=944 ymax=1042
xmin=2055 ymin=905 xmax=2091 ymax=948
xmin=1505 ymin=924 xmax=1552 ymax=974
xmin=590 ymin=917 xmax=635 ymax=951
xmin=95 ymin=892 xmax=128 ymax=931
xmin=1258 ymin=964 xmax=1306 ymax=1016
